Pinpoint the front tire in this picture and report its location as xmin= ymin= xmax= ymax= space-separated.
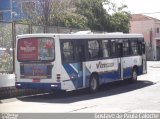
xmin=89 ymin=74 xmax=99 ymax=93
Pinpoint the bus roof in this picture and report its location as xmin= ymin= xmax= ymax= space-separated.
xmin=17 ymin=33 xmax=143 ymax=40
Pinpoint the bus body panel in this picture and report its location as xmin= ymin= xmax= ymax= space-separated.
xmin=15 ymin=35 xmax=62 ymax=90
xmin=84 ymin=58 xmax=120 ymax=86
xmin=122 ymin=56 xmax=143 ymax=79
xmin=61 ymin=63 xmax=82 ymax=91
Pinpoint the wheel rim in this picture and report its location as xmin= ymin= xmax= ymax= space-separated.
xmin=133 ymin=70 xmax=137 ymax=80
xmin=91 ymin=78 xmax=97 ymax=91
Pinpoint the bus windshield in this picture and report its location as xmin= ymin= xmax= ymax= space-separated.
xmin=17 ymin=37 xmax=54 ymax=62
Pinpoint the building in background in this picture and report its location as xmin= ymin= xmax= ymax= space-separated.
xmin=130 ymin=14 xmax=160 ymax=60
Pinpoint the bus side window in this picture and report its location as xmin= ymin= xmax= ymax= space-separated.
xmin=88 ymin=40 xmax=100 ymax=59
xmin=61 ymin=41 xmax=74 ymax=63
xmin=75 ymin=44 xmax=85 ymax=62
xmin=102 ymin=40 xmax=110 ymax=58
xmin=130 ymin=39 xmax=138 ymax=55
xmin=110 ymin=40 xmax=117 ymax=57
xmin=123 ymin=40 xmax=130 ymax=56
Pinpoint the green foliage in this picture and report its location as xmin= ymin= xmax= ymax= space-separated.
xmin=75 ymin=0 xmax=131 ymax=32
xmin=110 ymin=12 xmax=131 ymax=33
xmin=0 ymin=23 xmax=13 ymax=73
xmin=0 ymin=52 xmax=13 ymax=73
xmin=21 ymin=0 xmax=88 ymax=29
xmin=109 ymin=4 xmax=131 ymax=33
xmin=60 ymin=12 xmax=88 ymax=29
xmin=75 ymin=0 xmax=110 ymax=31
xmin=20 ymin=0 xmax=131 ymax=32
xmin=0 ymin=24 xmax=12 ymax=48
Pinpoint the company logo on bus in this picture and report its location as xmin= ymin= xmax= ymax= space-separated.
xmin=96 ymin=61 xmax=114 ymax=69
xmin=20 ymin=41 xmax=36 ymax=52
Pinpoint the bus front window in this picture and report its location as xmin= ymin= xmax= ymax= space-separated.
xmin=18 ymin=37 xmax=55 ymax=62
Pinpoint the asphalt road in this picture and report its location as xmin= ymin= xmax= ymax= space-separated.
xmin=0 ymin=62 xmax=160 ymax=113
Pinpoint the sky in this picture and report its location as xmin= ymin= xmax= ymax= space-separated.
xmin=110 ymin=0 xmax=160 ymax=19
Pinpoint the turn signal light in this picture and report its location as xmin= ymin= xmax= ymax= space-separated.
xmin=56 ymin=74 xmax=61 ymax=81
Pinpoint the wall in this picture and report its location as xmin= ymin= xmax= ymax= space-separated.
xmin=130 ymin=20 xmax=155 ymax=60
xmin=155 ymin=22 xmax=160 ymax=60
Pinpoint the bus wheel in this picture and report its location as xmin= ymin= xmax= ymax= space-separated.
xmin=89 ymin=74 xmax=99 ymax=93
xmin=131 ymin=68 xmax=137 ymax=82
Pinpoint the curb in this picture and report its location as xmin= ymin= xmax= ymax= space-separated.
xmin=150 ymin=66 xmax=160 ymax=68
xmin=0 ymin=98 xmax=18 ymax=104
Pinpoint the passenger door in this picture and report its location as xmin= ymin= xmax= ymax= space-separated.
xmin=117 ymin=42 xmax=123 ymax=80
xmin=75 ymin=40 xmax=85 ymax=88
xmin=61 ymin=40 xmax=84 ymax=89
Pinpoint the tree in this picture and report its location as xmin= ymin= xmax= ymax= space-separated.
xmin=22 ymin=0 xmax=73 ymax=26
xmin=0 ymin=24 xmax=12 ymax=48
xmin=21 ymin=0 xmax=131 ymax=32
xmin=0 ymin=23 xmax=13 ymax=73
xmin=60 ymin=11 xmax=88 ymax=29
xmin=76 ymin=0 xmax=131 ymax=32
xmin=75 ymin=0 xmax=110 ymax=31
xmin=109 ymin=4 xmax=131 ymax=33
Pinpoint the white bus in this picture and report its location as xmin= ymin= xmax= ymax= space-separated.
xmin=15 ymin=33 xmax=147 ymax=92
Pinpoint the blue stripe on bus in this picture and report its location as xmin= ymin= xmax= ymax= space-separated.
xmin=138 ymin=66 xmax=143 ymax=75
xmin=63 ymin=63 xmax=83 ymax=89
xmin=99 ymin=71 xmax=119 ymax=80
xmin=63 ymin=64 xmax=78 ymax=79
xmin=84 ymin=70 xmax=119 ymax=87
xmin=123 ymin=66 xmax=143 ymax=78
xmin=15 ymin=82 xmax=61 ymax=90
xmin=123 ymin=67 xmax=132 ymax=78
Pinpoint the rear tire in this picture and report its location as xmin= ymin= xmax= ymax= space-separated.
xmin=89 ymin=74 xmax=99 ymax=93
xmin=131 ymin=68 xmax=137 ymax=82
